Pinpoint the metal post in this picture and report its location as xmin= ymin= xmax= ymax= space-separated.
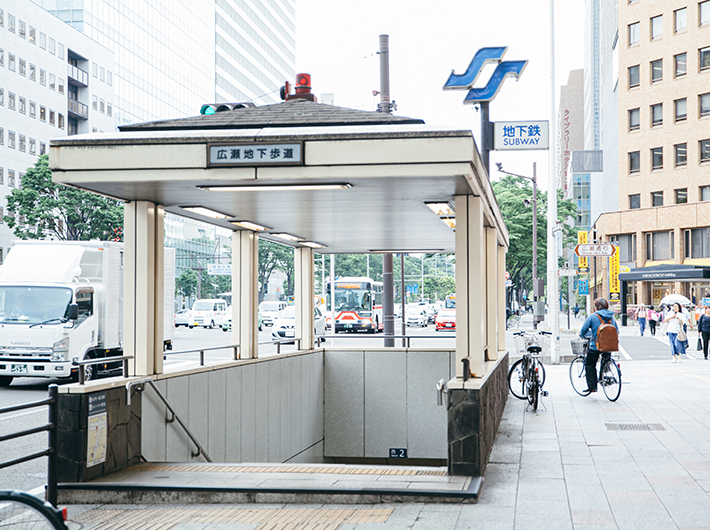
xmin=548 ymin=0 xmax=560 ymax=364
xmin=401 ymin=253 xmax=406 ymax=347
xmin=330 ymin=254 xmax=335 ymax=335
xmin=383 ymin=254 xmax=394 ymax=347
xmin=378 ymin=35 xmax=391 ymax=114
xmin=532 ymin=162 xmax=538 ymax=329
xmin=200 ymin=350 xmax=204 ymax=366
xmin=123 ymin=357 xmax=129 ymax=377
xmin=593 ymin=229 xmax=598 ymax=300
xmin=481 ymin=101 xmax=491 ymax=175
xmin=47 ymin=384 xmax=58 ymax=507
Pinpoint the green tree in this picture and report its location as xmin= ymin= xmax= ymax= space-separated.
xmin=492 ymin=175 xmax=577 ymax=302
xmin=176 ymin=269 xmax=198 ymax=299
xmin=259 ymin=240 xmax=293 ymax=302
xmin=3 ymin=155 xmax=123 ymax=240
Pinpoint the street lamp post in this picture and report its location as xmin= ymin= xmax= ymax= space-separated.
xmin=497 ymin=162 xmax=540 ymax=329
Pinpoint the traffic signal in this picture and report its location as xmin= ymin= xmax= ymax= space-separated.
xmin=199 ymin=102 xmax=255 ymax=115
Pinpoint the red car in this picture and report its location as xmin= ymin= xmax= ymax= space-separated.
xmin=435 ymin=309 xmax=456 ymax=331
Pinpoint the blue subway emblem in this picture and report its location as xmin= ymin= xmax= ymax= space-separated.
xmin=443 ymin=47 xmax=507 ymax=90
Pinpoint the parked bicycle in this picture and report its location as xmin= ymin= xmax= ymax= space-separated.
xmin=569 ymin=338 xmax=622 ymax=401
xmin=508 ymin=330 xmax=551 ymax=411
xmin=506 ymin=314 xmax=521 ymax=330
xmin=0 ymin=491 xmax=67 ymax=530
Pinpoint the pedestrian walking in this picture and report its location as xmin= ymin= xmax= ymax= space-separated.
xmin=648 ymin=306 xmax=659 ymax=336
xmin=698 ymin=306 xmax=710 ymax=360
xmin=665 ymin=302 xmax=688 ymax=363
xmin=579 ymin=298 xmax=619 ymax=393
xmin=637 ymin=305 xmax=648 ymax=336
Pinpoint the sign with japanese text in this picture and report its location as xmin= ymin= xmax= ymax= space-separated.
xmin=87 ymin=393 xmax=107 ymax=467
xmin=208 ymin=142 xmax=303 ymax=167
xmin=207 ymin=263 xmax=232 ymax=275
xmin=574 ymin=243 xmax=616 ymax=257
xmin=578 ymin=278 xmax=589 ymax=295
xmin=494 ymin=121 xmax=549 ymax=150
xmin=558 ymin=268 xmax=577 ymax=277
xmin=609 ymin=245 xmax=620 ymax=301
xmin=577 ymin=231 xmax=589 ymax=273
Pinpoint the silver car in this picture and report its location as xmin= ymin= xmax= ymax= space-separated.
xmin=271 ymin=305 xmax=327 ymax=345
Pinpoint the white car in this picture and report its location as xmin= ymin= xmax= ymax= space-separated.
xmin=174 ymin=309 xmax=192 ymax=327
xmin=271 ymin=305 xmax=326 ymax=345
xmin=405 ymin=309 xmax=428 ymax=327
xmin=259 ymin=300 xmax=287 ymax=326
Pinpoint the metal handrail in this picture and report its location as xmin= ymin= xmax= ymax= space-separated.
xmin=258 ymin=337 xmax=302 ymax=354
xmin=164 ymin=343 xmax=240 ymax=364
xmin=72 ymin=355 xmax=133 ymax=385
xmin=0 ymin=385 xmax=58 ymax=507
xmin=126 ymin=378 xmax=211 ymax=462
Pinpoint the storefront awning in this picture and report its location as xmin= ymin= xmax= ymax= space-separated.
xmin=619 ymin=264 xmax=710 ymax=282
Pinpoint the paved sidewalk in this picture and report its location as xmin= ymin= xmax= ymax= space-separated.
xmin=62 ymin=325 xmax=710 ymax=529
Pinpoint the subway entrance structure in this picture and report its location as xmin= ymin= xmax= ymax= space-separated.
xmin=49 ymin=93 xmax=510 ymax=487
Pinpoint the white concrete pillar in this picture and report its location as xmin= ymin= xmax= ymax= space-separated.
xmin=232 ymin=231 xmax=259 ymax=359
xmin=455 ymin=195 xmax=486 ymax=379
xmin=123 ymin=201 xmax=164 ymax=376
xmin=497 ymin=244 xmax=507 ymax=353
xmin=295 ymin=247 xmax=315 ymax=349
xmin=485 ymin=227 xmax=498 ymax=362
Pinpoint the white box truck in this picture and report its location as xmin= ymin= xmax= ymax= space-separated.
xmin=0 ymin=241 xmax=175 ymax=385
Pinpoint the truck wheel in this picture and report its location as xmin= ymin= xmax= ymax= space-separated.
xmin=208 ymin=320 xmax=215 ymax=329
xmin=0 ymin=376 xmax=13 ymax=387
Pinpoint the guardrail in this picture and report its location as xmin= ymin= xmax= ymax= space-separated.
xmin=164 ymin=343 xmax=240 ymax=364
xmin=0 ymin=385 xmax=58 ymax=506
xmin=72 ymin=355 xmax=133 ymax=385
xmin=259 ymin=337 xmax=302 ymax=354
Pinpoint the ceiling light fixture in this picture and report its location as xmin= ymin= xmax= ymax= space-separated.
xmin=425 ymin=202 xmax=455 ymax=217
xmin=301 ymin=241 xmax=326 ymax=249
xmin=229 ymin=220 xmax=271 ymax=231
xmin=369 ymin=249 xmax=445 ymax=254
xmin=198 ymin=183 xmax=353 ymax=192
xmin=181 ymin=206 xmax=232 ymax=219
xmin=270 ymin=233 xmax=304 ymax=242
xmin=440 ymin=217 xmax=456 ymax=229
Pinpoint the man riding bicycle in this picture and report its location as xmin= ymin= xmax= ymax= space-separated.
xmin=579 ymin=298 xmax=619 ymax=394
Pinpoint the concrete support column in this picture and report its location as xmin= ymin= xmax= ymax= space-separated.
xmin=485 ymin=228 xmax=498 ymax=361
xmin=295 ymin=247 xmax=315 ymax=349
xmin=497 ymin=243 xmax=507 ymax=353
xmin=232 ymin=231 xmax=259 ymax=359
xmin=123 ymin=201 xmax=164 ymax=377
xmin=455 ymin=195 xmax=486 ymax=379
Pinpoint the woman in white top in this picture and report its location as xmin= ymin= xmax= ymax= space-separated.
xmin=666 ymin=302 xmax=688 ymax=362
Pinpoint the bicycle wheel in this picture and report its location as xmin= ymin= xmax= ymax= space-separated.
xmin=508 ymin=359 xmax=528 ymax=400
xmin=527 ymin=374 xmax=539 ymax=411
xmin=534 ymin=359 xmax=547 ymax=388
xmin=569 ymin=356 xmax=591 ymax=396
xmin=0 ymin=491 xmax=66 ymax=530
xmin=600 ymin=360 xmax=622 ymax=402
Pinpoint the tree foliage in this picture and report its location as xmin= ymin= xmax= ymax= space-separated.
xmin=492 ymin=175 xmax=578 ymax=301
xmin=259 ymin=240 xmax=293 ymax=302
xmin=176 ymin=269 xmax=198 ymax=299
xmin=3 ymin=155 xmax=123 ymax=241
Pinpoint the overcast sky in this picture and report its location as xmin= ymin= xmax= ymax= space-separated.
xmin=295 ymin=0 xmax=586 ymax=189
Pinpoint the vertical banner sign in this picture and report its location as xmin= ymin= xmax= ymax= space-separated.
xmin=609 ymin=246 xmax=620 ymax=302
xmin=87 ymin=393 xmax=107 ymax=467
xmin=578 ymin=279 xmax=589 ymax=295
xmin=577 ymin=231 xmax=589 ymax=273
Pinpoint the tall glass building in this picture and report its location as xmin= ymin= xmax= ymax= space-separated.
xmin=30 ymin=0 xmax=296 ymax=125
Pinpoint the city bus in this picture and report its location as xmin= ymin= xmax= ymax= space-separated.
xmin=326 ymin=277 xmax=383 ymax=333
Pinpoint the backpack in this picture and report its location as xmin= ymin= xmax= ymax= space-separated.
xmin=596 ymin=314 xmax=619 ymax=352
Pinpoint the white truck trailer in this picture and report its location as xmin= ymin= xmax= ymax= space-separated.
xmin=0 ymin=241 xmax=175 ymax=385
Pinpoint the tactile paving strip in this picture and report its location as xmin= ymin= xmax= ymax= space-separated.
xmin=72 ymin=506 xmax=394 ymax=530
xmin=125 ymin=463 xmax=447 ymax=477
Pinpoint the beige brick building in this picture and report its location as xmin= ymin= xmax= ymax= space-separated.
xmin=594 ymin=0 xmax=710 ymax=308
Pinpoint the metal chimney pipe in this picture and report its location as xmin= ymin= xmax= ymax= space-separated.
xmin=378 ymin=34 xmax=391 ymax=114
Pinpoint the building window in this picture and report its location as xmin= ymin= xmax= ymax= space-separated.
xmin=0 ymin=168 xmax=3 ymax=185
xmin=701 ymin=47 xmax=710 ymax=71
xmin=676 ymin=188 xmax=688 ymax=204
xmin=652 ymin=147 xmax=664 ymax=169
xmin=18 ymin=97 xmax=26 ymax=115
xmin=100 ymin=66 xmax=105 ymax=82
xmin=676 ymin=7 xmax=688 ymax=32
xmin=29 ymin=138 xmax=36 ymax=155
xmin=651 ymin=103 xmax=663 ymax=126
xmin=701 ymin=93 xmax=710 ymax=117
xmin=19 ymin=59 xmax=26 ymax=76
xmin=629 ymin=65 xmax=640 ymax=87
xmin=92 ymin=62 xmax=97 ymax=78
xmin=0 ymin=9 xmax=3 ymax=28
xmin=611 ymin=234 xmax=637 ymax=262
xmin=629 ymin=151 xmax=641 ymax=173
xmin=40 ymin=142 xmax=46 ymax=155
xmin=8 ymin=14 xmax=14 ymax=33
xmin=701 ymin=186 xmax=710 ymax=201
xmin=629 ymin=194 xmax=641 ymax=209
xmin=40 ymin=106 xmax=46 ymax=122
xmin=8 ymin=53 xmax=15 ymax=72
xmin=100 ymin=99 xmax=105 ymax=113
xmin=40 ymin=32 xmax=46 ymax=50
xmin=29 ymin=26 xmax=35 ymax=44
xmin=646 ymin=231 xmax=674 ymax=260
xmin=651 ymin=59 xmax=663 ymax=82
xmin=49 ymin=74 xmax=55 ymax=91
xmin=107 ymin=71 xmax=112 ymax=86
xmin=0 ymin=128 xmax=3 ymax=145
xmin=629 ymin=108 xmax=640 ymax=130
xmin=674 ymin=98 xmax=687 ymax=122
xmin=49 ymin=110 xmax=55 ymax=126
xmin=58 ymin=113 xmax=64 ymax=129
xmin=58 ymin=78 xmax=64 ymax=94
xmin=29 ymin=63 xmax=36 ymax=81
xmin=676 ymin=143 xmax=688 ymax=167
xmin=8 ymin=170 xmax=15 ymax=187
xmin=685 ymin=228 xmax=710 ymax=258
xmin=8 ymin=92 xmax=15 ymax=111
xmin=0 ymin=88 xmax=3 ymax=106
xmin=29 ymin=101 xmax=35 ymax=118
xmin=0 ymin=49 xmax=3 ymax=68
xmin=629 ymin=22 xmax=640 ymax=45
xmin=675 ymin=53 xmax=687 ymax=77
xmin=701 ymin=139 xmax=710 ymax=162
xmin=39 ymin=69 xmax=46 ymax=86
xmin=651 ymin=15 xmax=663 ymax=39
xmin=107 ymin=103 xmax=112 ymax=117
xmin=48 ymin=37 xmax=55 ymax=55
xmin=19 ymin=20 xmax=25 ymax=39
xmin=92 ymin=95 xmax=97 ymax=110
xmin=19 ymin=135 xmax=25 ymax=152
xmin=702 ymin=1 xmax=710 ymax=26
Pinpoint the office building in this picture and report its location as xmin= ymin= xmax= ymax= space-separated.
xmin=595 ymin=0 xmax=710 ymax=307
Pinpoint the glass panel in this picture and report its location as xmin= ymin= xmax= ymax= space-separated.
xmin=676 ymin=144 xmax=687 ymax=166
xmin=651 ymin=59 xmax=663 ymax=82
xmin=701 ymin=47 xmax=710 ymax=71
xmin=701 ymin=94 xmax=710 ymax=117
xmin=651 ymin=15 xmax=662 ymax=39
xmin=652 ymin=192 xmax=664 ymax=207
xmin=653 ymin=231 xmax=671 ymax=259
xmin=702 ymin=1 xmax=710 ymax=26
xmin=630 ymin=151 xmax=640 ymax=172
xmin=675 ymin=53 xmax=687 ymax=76
xmin=652 ymin=147 xmax=663 ymax=169
xmin=676 ymin=189 xmax=688 ymax=204
xmin=701 ymin=140 xmax=710 ymax=162
xmin=629 ymin=22 xmax=640 ymax=45
xmin=652 ymin=104 xmax=663 ymax=125
xmin=701 ymin=186 xmax=710 ymax=201
xmin=629 ymin=65 xmax=640 ymax=87
xmin=629 ymin=108 xmax=640 ymax=130
xmin=676 ymin=98 xmax=687 ymax=120
xmin=675 ymin=7 xmax=687 ymax=32
xmin=630 ymin=195 xmax=641 ymax=209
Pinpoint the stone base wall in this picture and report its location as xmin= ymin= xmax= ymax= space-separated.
xmin=447 ymin=353 xmax=509 ymax=476
xmin=57 ymin=387 xmax=141 ymax=482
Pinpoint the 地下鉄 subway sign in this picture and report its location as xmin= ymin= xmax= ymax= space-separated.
xmin=494 ymin=121 xmax=549 ymax=151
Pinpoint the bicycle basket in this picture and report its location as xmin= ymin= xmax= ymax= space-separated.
xmin=514 ymin=333 xmax=541 ymax=354
xmin=570 ymin=338 xmax=590 ymax=356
